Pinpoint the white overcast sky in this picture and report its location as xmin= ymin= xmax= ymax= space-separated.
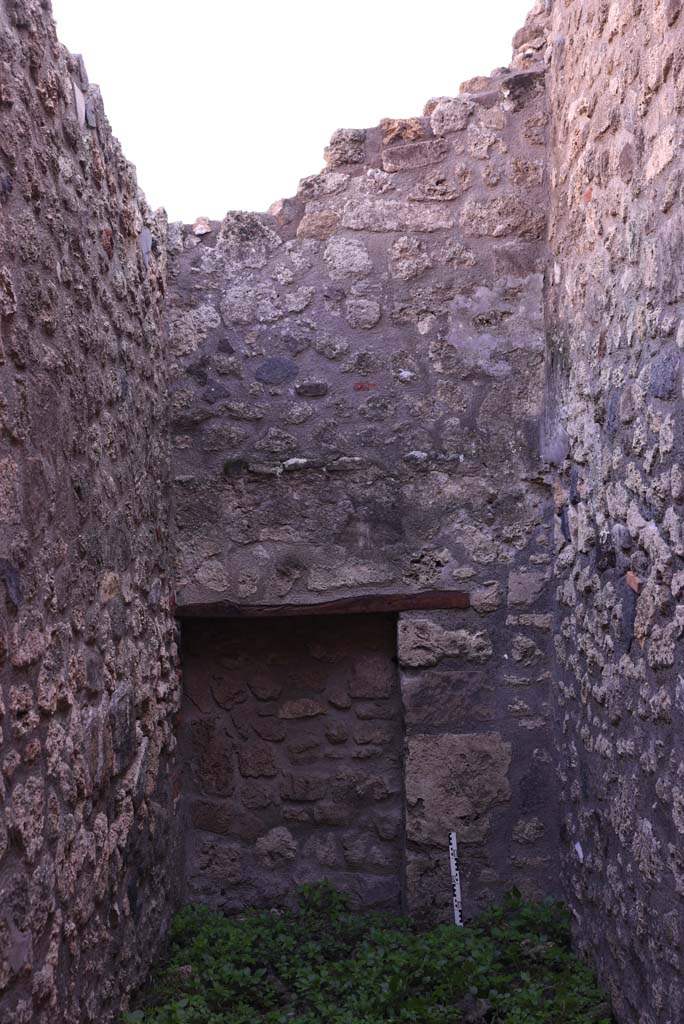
xmin=50 ymin=0 xmax=534 ymax=223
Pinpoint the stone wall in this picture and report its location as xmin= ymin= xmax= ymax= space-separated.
xmin=398 ymin=607 xmax=558 ymax=921
xmin=168 ymin=0 xmax=560 ymax=923
xmin=180 ymin=615 xmax=404 ymax=912
xmin=12 ymin=0 xmax=684 ymax=1020
xmin=167 ymin=46 xmax=552 ymax=621
xmin=0 ymin=3 xmax=179 ymax=1021
xmin=547 ymin=1 xmax=684 ymax=1020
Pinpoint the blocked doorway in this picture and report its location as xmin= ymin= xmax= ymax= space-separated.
xmin=178 ymin=614 xmax=404 ymax=912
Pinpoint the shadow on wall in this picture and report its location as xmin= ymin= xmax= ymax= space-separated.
xmin=178 ymin=615 xmax=406 ymax=912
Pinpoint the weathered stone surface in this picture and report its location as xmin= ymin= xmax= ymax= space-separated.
xmin=0 ymin=5 xmax=180 ymax=1019
xmin=280 ymin=774 xmax=328 ymax=801
xmin=193 ymin=839 xmax=242 ymax=884
xmin=512 ymin=817 xmax=545 ymax=844
xmin=349 ymin=654 xmax=395 ymax=699
xmin=546 ymin=1 xmax=684 ymax=1018
xmin=324 ymin=236 xmax=373 ymax=278
xmin=220 ymin=281 xmax=283 ymax=323
xmin=297 ymin=171 xmax=350 ymax=199
xmin=238 ymin=741 xmax=277 ymax=778
xmin=401 ymin=671 xmax=495 ymax=726
xmin=179 ymin=616 xmax=403 ymax=914
xmin=324 ymin=128 xmax=366 ymax=167
xmin=389 ymin=236 xmax=432 ymax=280
xmin=0 ymin=0 xmax=577 ymax=1016
xmin=341 ymin=198 xmax=454 ymax=232
xmin=296 ymin=211 xmax=340 ymax=239
xmin=278 ymin=699 xmax=325 ymax=719
xmin=471 ymin=581 xmax=502 ymax=614
xmin=255 ymin=357 xmax=299 ymax=385
xmin=461 ymin=196 xmax=545 ymax=238
xmin=429 ymin=96 xmax=473 ymax=135
xmin=302 ymin=832 xmax=339 ymax=866
xmin=345 ymin=296 xmax=382 ymax=328
xmin=405 ymin=732 xmax=511 ymax=845
xmin=381 ymin=117 xmax=425 ymax=144
xmin=398 ymin=618 xmax=492 ymax=667
xmin=307 ymin=562 xmax=395 ymax=591
xmin=507 ymin=571 xmax=546 ymax=608
xmin=382 ymin=138 xmax=448 ymax=172
xmin=255 ymin=827 xmax=298 ymax=867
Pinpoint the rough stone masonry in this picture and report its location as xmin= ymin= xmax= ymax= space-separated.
xmin=167 ymin=4 xmax=558 ymax=931
xmin=0 ymin=0 xmax=683 ymax=1021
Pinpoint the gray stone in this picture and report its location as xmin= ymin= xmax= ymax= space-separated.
xmin=429 ymin=96 xmax=474 ymax=135
xmin=345 ymin=296 xmax=381 ymax=328
xmin=254 ymin=356 xmax=299 ymax=385
xmin=649 ymin=349 xmax=680 ymax=399
xmin=255 ymin=827 xmax=298 ymax=867
xmin=341 ymin=198 xmax=454 ymax=232
xmin=295 ymin=381 xmax=329 ymax=397
xmin=324 ymin=236 xmax=373 ymax=278
xmin=325 ymin=128 xmax=366 ymax=166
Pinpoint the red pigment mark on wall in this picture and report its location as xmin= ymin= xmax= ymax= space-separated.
xmin=626 ymin=571 xmax=641 ymax=594
xmin=583 ymin=187 xmax=593 ymax=203
xmin=353 ymin=381 xmax=376 ymax=391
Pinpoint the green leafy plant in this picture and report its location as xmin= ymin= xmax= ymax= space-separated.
xmin=124 ymin=883 xmax=613 ymax=1024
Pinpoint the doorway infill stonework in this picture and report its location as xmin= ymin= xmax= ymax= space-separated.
xmin=179 ymin=614 xmax=405 ymax=911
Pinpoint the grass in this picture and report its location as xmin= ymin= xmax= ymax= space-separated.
xmin=124 ymin=883 xmax=613 ymax=1024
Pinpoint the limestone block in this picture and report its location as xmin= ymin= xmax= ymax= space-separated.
xmin=191 ymin=720 xmax=236 ymax=795
xmin=194 ymin=838 xmax=242 ymax=883
xmin=401 ymin=671 xmax=495 ymax=726
xmin=389 ymin=236 xmax=432 ymax=280
xmin=296 ymin=211 xmax=340 ymax=239
xmin=255 ymin=827 xmax=298 ymax=867
xmin=381 ymin=138 xmax=448 ymax=172
xmin=237 ymin=741 xmax=277 ymax=778
xmin=324 ymin=128 xmax=366 ymax=167
xmin=324 ymin=236 xmax=372 ymax=278
xmin=341 ymin=198 xmax=454 ymax=232
xmin=349 ymin=653 xmax=395 ymax=699
xmin=512 ymin=817 xmax=546 ymax=844
xmin=278 ymin=699 xmax=325 ymax=719
xmin=302 ymin=833 xmax=339 ymax=866
xmin=168 ymin=304 xmax=221 ymax=357
xmin=280 ymin=773 xmax=328 ymax=801
xmin=405 ymin=732 xmax=511 ymax=845
xmin=297 ymin=171 xmax=350 ymax=199
xmin=471 ymin=581 xmax=502 ymax=613
xmin=345 ymin=296 xmax=381 ymax=328
xmin=461 ymin=196 xmax=545 ymax=239
xmin=429 ymin=97 xmax=474 ymax=136
xmin=307 ymin=561 xmax=395 ymax=591
xmin=220 ymin=281 xmax=283 ymax=323
xmin=397 ymin=618 xmax=492 ymax=667
xmin=507 ymin=570 xmax=547 ymax=607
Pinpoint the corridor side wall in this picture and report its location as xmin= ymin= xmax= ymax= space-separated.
xmin=547 ymin=1 xmax=684 ymax=1020
xmin=0 ymin=3 xmax=179 ymax=1021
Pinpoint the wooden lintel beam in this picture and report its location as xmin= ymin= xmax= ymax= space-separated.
xmin=176 ymin=589 xmax=470 ymax=620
